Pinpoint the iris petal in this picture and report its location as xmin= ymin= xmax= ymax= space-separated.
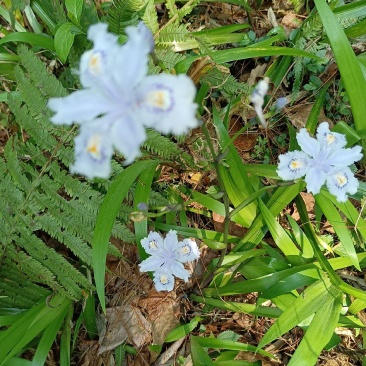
xmin=137 ymin=74 xmax=199 ymax=135
xmin=139 ymin=256 xmax=165 ymax=272
xmin=277 ymin=151 xmax=310 ymax=180
xmin=70 ymin=122 xmax=114 ymax=179
xmin=316 ymin=122 xmax=346 ymax=150
xmin=297 ymin=128 xmax=320 ymax=157
xmin=48 ymin=90 xmax=112 ymax=125
xmin=170 ymin=261 xmax=190 ymax=282
xmin=326 ymin=167 xmax=359 ymax=202
xmin=141 ymin=232 xmax=164 ymax=255
xmin=327 ymin=146 xmax=363 ymax=167
xmin=176 ymin=239 xmax=200 ymax=263
xmin=111 ymin=115 xmax=146 ymax=165
xmin=305 ymin=167 xmax=326 ymax=195
xmin=153 ymin=270 xmax=175 ymax=292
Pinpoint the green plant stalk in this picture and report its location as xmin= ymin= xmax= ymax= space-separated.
xmin=200 ymin=122 xmax=230 ymax=286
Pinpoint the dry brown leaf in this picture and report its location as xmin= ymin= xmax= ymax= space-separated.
xmin=138 ymin=291 xmax=180 ymax=345
xmin=291 ymin=192 xmax=315 ymax=221
xmin=99 ymin=304 xmax=152 ymax=354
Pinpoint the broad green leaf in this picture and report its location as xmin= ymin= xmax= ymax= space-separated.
xmin=0 ymin=32 xmax=55 ymax=51
xmin=314 ymin=0 xmax=366 ymax=131
xmin=191 ymin=336 xmax=215 ymax=366
xmin=176 ymin=46 xmax=320 ymax=73
xmin=259 ymin=199 xmax=304 ymax=265
xmin=316 ymin=193 xmax=359 ymax=270
xmin=31 ymin=305 xmax=69 ymax=366
xmin=65 ymin=0 xmax=83 ymax=21
xmin=288 ymin=289 xmax=342 ymax=366
xmin=4 ymin=359 xmax=31 ymax=366
xmin=260 ymin=267 xmax=321 ymax=300
xmin=322 ymin=190 xmax=366 ymax=242
xmin=257 ymin=279 xmax=332 ymax=349
xmin=306 ymin=82 xmax=330 ymax=134
xmin=60 ymin=306 xmax=73 ymax=366
xmin=92 ymin=160 xmax=160 ymax=312
xmin=154 ymin=222 xmax=240 ymax=243
xmin=165 ymin=316 xmax=202 ymax=343
xmin=193 ymin=337 xmax=274 ymax=358
xmin=234 ymin=182 xmax=305 ymax=251
xmin=286 ymin=215 xmax=314 ymax=259
xmin=134 ymin=164 xmax=157 ymax=261
xmin=204 ymin=263 xmax=314 ymax=297
xmin=190 ymin=295 xmax=282 ymax=318
xmin=0 ymin=294 xmax=72 ymax=365
xmin=54 ymin=23 xmax=81 ymax=63
xmin=241 ymin=164 xmax=278 ymax=179
xmin=332 ymin=121 xmax=361 ymax=147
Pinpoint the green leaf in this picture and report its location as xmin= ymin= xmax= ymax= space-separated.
xmin=176 ymin=46 xmax=320 ymax=73
xmin=259 ymin=199 xmax=305 ymax=265
xmin=257 ymin=279 xmax=333 ymax=349
xmin=54 ymin=23 xmax=80 ymax=63
xmin=92 ymin=160 xmax=160 ymax=312
xmin=65 ymin=0 xmax=83 ymax=21
xmin=314 ymin=0 xmax=366 ymax=131
xmin=305 ymin=82 xmax=330 ymax=134
xmin=193 ymin=336 xmax=274 ymax=358
xmin=165 ymin=316 xmax=202 ymax=343
xmin=288 ymin=289 xmax=342 ymax=366
xmin=0 ymin=32 xmax=55 ymax=51
xmin=190 ymin=295 xmax=282 ymax=318
xmin=191 ymin=336 xmax=215 ymax=366
xmin=31 ymin=304 xmax=69 ymax=366
xmin=315 ymin=193 xmax=359 ymax=270
xmin=0 ymin=294 xmax=72 ymax=365
xmin=134 ymin=164 xmax=157 ymax=261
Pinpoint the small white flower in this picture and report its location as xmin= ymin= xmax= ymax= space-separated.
xmin=48 ymin=22 xmax=198 ymax=178
xmin=277 ymin=122 xmax=362 ymax=202
xmin=139 ymin=230 xmax=200 ymax=291
xmin=250 ymin=77 xmax=269 ymax=128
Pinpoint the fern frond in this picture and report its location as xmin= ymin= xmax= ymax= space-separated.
xmin=107 ymin=0 xmax=158 ymax=35
xmin=156 ymin=23 xmax=191 ymax=47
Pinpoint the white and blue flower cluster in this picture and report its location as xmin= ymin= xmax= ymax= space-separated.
xmin=48 ymin=22 xmax=199 ymax=179
xmin=139 ymin=230 xmax=200 ymax=292
xmin=277 ymin=122 xmax=362 ymax=202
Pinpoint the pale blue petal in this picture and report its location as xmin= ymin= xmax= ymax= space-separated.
xmin=70 ymin=122 xmax=113 ymax=179
xmin=136 ymin=74 xmax=199 ymax=135
xmin=305 ymin=167 xmax=326 ymax=195
xmin=253 ymin=104 xmax=267 ymax=128
xmin=316 ymin=122 xmax=346 ymax=150
xmin=139 ymin=256 xmax=165 ymax=272
xmin=48 ymin=89 xmax=112 ymax=125
xmin=79 ymin=24 xmax=120 ymax=88
xmin=170 ymin=261 xmax=190 ymax=282
xmin=153 ymin=270 xmax=175 ymax=292
xmin=326 ymin=146 xmax=363 ymax=167
xmin=277 ymin=151 xmax=310 ymax=180
xmin=111 ymin=115 xmax=146 ymax=165
xmin=176 ymin=239 xmax=200 ymax=263
xmin=87 ymin=23 xmax=119 ymax=49
xmin=140 ymin=231 xmax=164 ymax=255
xmin=164 ymin=230 xmax=179 ymax=253
xmin=249 ymin=78 xmax=269 ymax=104
xmin=326 ymin=167 xmax=359 ymax=203
xmin=112 ymin=24 xmax=152 ymax=89
xmin=297 ymin=128 xmax=320 ymax=158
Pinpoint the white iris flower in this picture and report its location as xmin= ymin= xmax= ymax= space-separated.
xmin=139 ymin=230 xmax=200 ymax=291
xmin=48 ymin=22 xmax=198 ymax=179
xmin=277 ymin=122 xmax=362 ymax=202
